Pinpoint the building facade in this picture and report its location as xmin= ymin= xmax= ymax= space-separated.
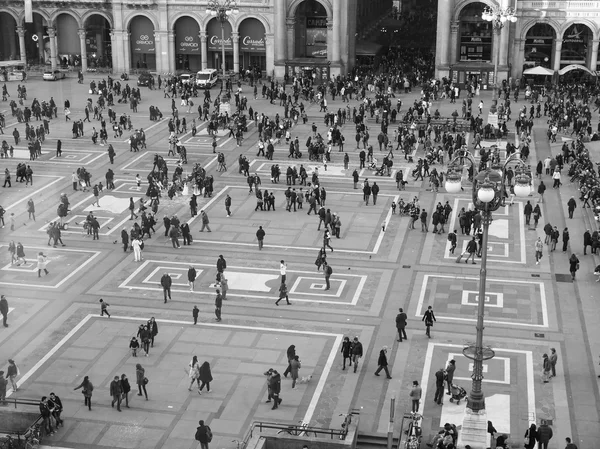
xmin=435 ymin=0 xmax=600 ymax=87
xmin=0 ymin=0 xmax=390 ymax=81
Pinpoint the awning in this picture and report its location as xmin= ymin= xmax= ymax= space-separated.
xmin=558 ymin=64 xmax=594 ymax=76
xmin=355 ymin=41 xmax=384 ymax=56
xmin=523 ymin=66 xmax=554 ymax=76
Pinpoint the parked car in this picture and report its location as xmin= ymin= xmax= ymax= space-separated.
xmin=137 ymin=71 xmax=154 ymax=87
xmin=43 ymin=70 xmax=66 ymax=81
xmin=179 ymin=73 xmax=195 ymax=85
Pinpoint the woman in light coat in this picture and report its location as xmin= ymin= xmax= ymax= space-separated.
xmin=290 ymin=356 xmax=301 ymax=389
xmin=188 ymin=355 xmax=200 ymax=391
xmin=37 ymin=251 xmax=49 ymax=277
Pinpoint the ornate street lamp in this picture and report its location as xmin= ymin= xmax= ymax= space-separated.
xmin=481 ymin=4 xmax=517 ymax=114
xmin=445 ymin=149 xmax=531 ymax=447
xmin=206 ymin=0 xmax=238 ymax=94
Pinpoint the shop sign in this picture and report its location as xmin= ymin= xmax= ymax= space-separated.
xmin=239 ymin=19 xmax=266 ymax=52
xmin=207 ymin=19 xmax=233 ymax=51
xmin=307 ymin=17 xmax=327 ymax=28
xmin=310 ymin=48 xmax=327 ymax=58
xmin=175 ymin=17 xmax=200 ymax=54
xmin=563 ymin=25 xmax=585 ymax=44
xmin=130 ymin=19 xmax=155 ymax=53
xmin=177 ymin=35 xmax=200 ymax=53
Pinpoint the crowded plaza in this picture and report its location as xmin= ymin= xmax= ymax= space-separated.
xmin=1 ymin=1 xmax=600 ymax=449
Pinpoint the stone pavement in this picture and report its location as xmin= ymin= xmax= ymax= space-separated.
xmin=0 ymin=74 xmax=599 ymax=449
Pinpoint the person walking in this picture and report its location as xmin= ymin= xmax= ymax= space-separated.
xmin=374 ymin=346 xmax=392 ymax=379
xmin=269 ymin=369 xmax=282 ymax=409
xmin=194 ymin=420 xmax=211 ymax=449
xmin=188 ymin=266 xmax=197 ymax=292
xmin=37 ymin=251 xmax=49 ymax=277
xmin=256 ymin=226 xmax=265 ymax=250
xmin=535 ymin=236 xmax=543 ymax=265
xmin=562 ymin=227 xmax=570 ymax=252
xmin=542 ymin=353 xmax=551 ymax=383
xmin=188 ymin=356 xmax=201 ymax=391
xmin=549 ymin=348 xmax=558 ymax=378
xmin=98 ymin=298 xmax=111 ymax=317
xmin=73 ymin=376 xmax=93 ymax=410
xmin=409 ymin=380 xmax=422 ymax=413
xmin=420 ymin=208 xmax=428 ymax=232
xmin=422 ymin=305 xmax=436 ymax=338
xmin=6 ymin=359 xmax=18 ymax=392
xmin=456 ymin=236 xmax=477 ymax=264
xmin=552 ymin=168 xmax=561 ymax=188
xmin=536 ymin=419 xmax=553 ymax=449
xmin=351 ymin=337 xmax=363 ymax=373
xmin=564 ymin=437 xmax=578 ymax=449
xmin=396 ymin=308 xmax=407 ymax=342
xmin=433 ymin=367 xmax=445 ymax=405
xmin=290 ymin=356 xmax=301 ymax=389
xmin=225 ymin=194 xmax=232 ymax=217
xmin=584 ymin=229 xmax=593 ymax=255
xmin=275 ymin=281 xmax=290 ymax=305
xmin=445 ymin=359 xmax=456 ymax=394
xmin=161 ymin=273 xmax=172 ymax=303
xmin=198 ymin=361 xmax=213 ymax=393
xmin=537 ymin=180 xmax=546 ymax=203
xmin=324 ymin=261 xmax=333 ymax=290
xmin=120 ymin=374 xmax=131 ymax=408
xmin=110 ymin=375 xmax=123 ymax=411
xmin=199 ymin=210 xmax=211 ymax=232
xmin=569 ymin=253 xmax=580 ymax=281
xmin=0 ymin=295 xmax=9 ymax=327
xmin=27 ymin=198 xmax=35 ymax=221
xmin=523 ymin=423 xmax=538 ymax=449
xmin=192 ymin=305 xmax=199 ymax=324
xmin=214 ymin=288 xmax=222 ymax=322
xmin=136 ymin=363 xmax=148 ymax=400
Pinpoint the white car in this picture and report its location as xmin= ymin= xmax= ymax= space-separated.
xmin=179 ymin=73 xmax=194 ymax=85
xmin=43 ymin=70 xmax=66 ymax=81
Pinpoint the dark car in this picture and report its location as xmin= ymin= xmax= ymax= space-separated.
xmin=137 ymin=72 xmax=154 ymax=87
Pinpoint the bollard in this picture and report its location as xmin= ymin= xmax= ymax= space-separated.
xmin=387 ymin=395 xmax=395 ymax=449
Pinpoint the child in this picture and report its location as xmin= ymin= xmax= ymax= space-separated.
xmin=129 ymin=337 xmax=140 ymax=357
xmin=135 ymin=174 xmax=141 ymax=191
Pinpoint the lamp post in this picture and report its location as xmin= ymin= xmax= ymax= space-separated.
xmin=481 ymin=5 xmax=517 ymax=114
xmin=445 ymin=149 xmax=531 ymax=447
xmin=206 ymin=0 xmax=238 ymax=94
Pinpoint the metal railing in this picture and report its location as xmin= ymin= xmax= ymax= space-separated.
xmin=240 ymin=420 xmax=348 ymax=449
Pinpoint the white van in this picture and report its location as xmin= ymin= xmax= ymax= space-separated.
xmin=195 ymin=69 xmax=218 ymax=88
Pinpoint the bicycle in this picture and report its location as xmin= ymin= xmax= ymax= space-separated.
xmin=339 ymin=408 xmax=362 ymax=440
xmin=277 ymin=420 xmax=317 ymax=437
xmin=23 ymin=424 xmax=41 ymax=449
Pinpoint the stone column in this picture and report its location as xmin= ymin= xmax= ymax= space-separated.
xmin=326 ymin=19 xmax=333 ymax=62
xmin=78 ymin=29 xmax=88 ymax=73
xmin=286 ymin=18 xmax=295 ymax=60
xmin=499 ymin=0 xmax=510 ymax=67
xmin=590 ymin=39 xmax=599 ymax=72
xmin=48 ymin=27 xmax=57 ymax=71
xmin=154 ymin=31 xmax=167 ymax=73
xmin=124 ymin=32 xmax=131 ymax=72
xmin=274 ymin=0 xmax=286 ymax=63
xmin=200 ymin=34 xmax=207 ymax=70
xmin=553 ymin=39 xmax=562 ymax=72
xmin=449 ymin=21 xmax=460 ymax=69
xmin=168 ymin=31 xmax=176 ymax=73
xmin=435 ymin=0 xmax=452 ymax=70
xmin=331 ymin=0 xmax=341 ymax=64
xmin=16 ymin=26 xmax=26 ymax=65
xmin=265 ymin=32 xmax=274 ymax=78
xmin=232 ymin=31 xmax=239 ymax=74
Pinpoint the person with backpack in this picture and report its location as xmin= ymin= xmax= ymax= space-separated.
xmin=195 ymin=419 xmax=212 ymax=449
xmin=323 ymin=261 xmax=333 ymax=290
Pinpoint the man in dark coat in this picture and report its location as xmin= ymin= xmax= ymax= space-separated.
xmin=110 ymin=375 xmax=123 ymax=411
xmin=433 ymin=367 xmax=445 ymax=405
xmin=374 ymin=346 xmax=392 ymax=379
xmin=283 ymin=345 xmax=296 ymax=378
xmin=584 ymin=229 xmax=593 ymax=255
xmin=121 ymin=228 xmax=129 ymax=252
xmin=160 ymin=273 xmax=172 ymax=303
xmin=395 ymin=308 xmax=407 ymax=342
xmin=268 ymin=370 xmax=282 ymax=410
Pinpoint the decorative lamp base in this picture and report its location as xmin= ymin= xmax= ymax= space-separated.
xmin=457 ymin=408 xmax=489 ymax=449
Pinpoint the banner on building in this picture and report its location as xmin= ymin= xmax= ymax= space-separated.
xmin=239 ymin=19 xmax=266 ymax=52
xmin=175 ymin=17 xmax=200 ymax=54
xmin=207 ymin=19 xmax=232 ymax=51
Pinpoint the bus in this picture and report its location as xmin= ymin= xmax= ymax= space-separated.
xmin=0 ymin=61 xmax=26 ymax=82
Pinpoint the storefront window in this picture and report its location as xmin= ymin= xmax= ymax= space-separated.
xmin=459 ymin=3 xmax=492 ymax=62
xmin=524 ymin=23 xmax=555 ymax=69
xmin=561 ymin=23 xmax=590 ymax=66
xmin=294 ymin=0 xmax=328 ymax=59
